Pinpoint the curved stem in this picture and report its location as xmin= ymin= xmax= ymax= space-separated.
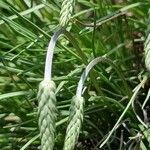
xmin=76 ymin=56 xmax=131 ymax=97
xmin=76 ymin=57 xmax=106 ymax=97
xmin=44 ymin=28 xmax=64 ymax=80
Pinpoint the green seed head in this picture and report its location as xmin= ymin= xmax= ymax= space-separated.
xmin=60 ymin=0 xmax=75 ymax=27
xmin=38 ymin=80 xmax=57 ymax=150
xmin=145 ymin=34 xmax=150 ymax=71
xmin=63 ymin=96 xmax=84 ymax=150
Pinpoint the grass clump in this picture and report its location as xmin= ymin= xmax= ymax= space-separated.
xmin=0 ymin=0 xmax=150 ymax=150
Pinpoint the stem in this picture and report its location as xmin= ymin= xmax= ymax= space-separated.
xmin=44 ymin=28 xmax=64 ymax=80
xmin=76 ymin=57 xmax=106 ymax=97
xmin=76 ymin=56 xmax=132 ymax=97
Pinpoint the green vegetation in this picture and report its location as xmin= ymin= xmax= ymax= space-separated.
xmin=0 ymin=0 xmax=150 ymax=149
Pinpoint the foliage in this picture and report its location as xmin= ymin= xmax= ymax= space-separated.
xmin=0 ymin=0 xmax=150 ymax=149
